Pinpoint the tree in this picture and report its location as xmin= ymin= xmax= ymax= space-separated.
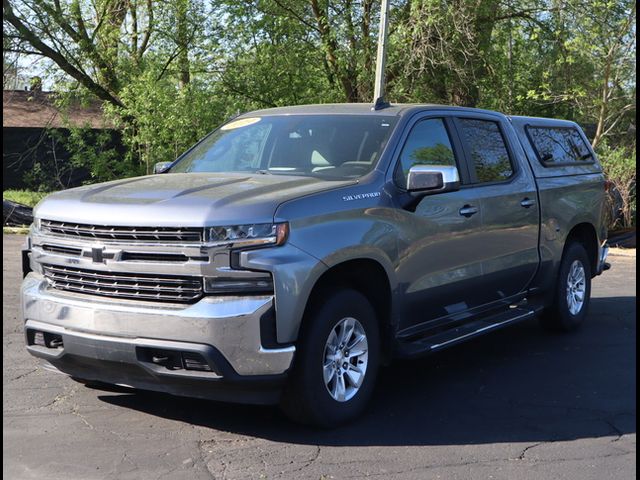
xmin=3 ymin=0 xmax=636 ymax=187
xmin=389 ymin=0 xmax=502 ymax=106
xmin=3 ymin=0 xmax=129 ymax=107
xmin=225 ymin=0 xmax=380 ymax=103
xmin=583 ymin=1 xmax=636 ymax=148
xmin=484 ymin=0 xmax=635 ymax=139
xmin=3 ymin=0 xmax=224 ymax=176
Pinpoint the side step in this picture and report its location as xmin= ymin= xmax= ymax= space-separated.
xmin=397 ymin=307 xmax=536 ymax=357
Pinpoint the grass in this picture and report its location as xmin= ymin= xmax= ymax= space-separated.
xmin=3 ymin=190 xmax=51 ymax=207
xmin=3 ymin=190 xmax=49 ymax=232
xmin=3 ymin=226 xmax=30 ymax=234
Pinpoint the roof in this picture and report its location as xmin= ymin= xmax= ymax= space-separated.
xmin=245 ymin=104 xmax=588 ymax=129
xmin=244 ymin=103 xmax=507 ymax=118
xmin=247 ymin=103 xmax=421 ymax=117
xmin=2 ymin=90 xmax=111 ymax=129
xmin=509 ymin=115 xmax=578 ymax=128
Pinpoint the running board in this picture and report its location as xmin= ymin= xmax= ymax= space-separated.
xmin=396 ymin=307 xmax=536 ymax=357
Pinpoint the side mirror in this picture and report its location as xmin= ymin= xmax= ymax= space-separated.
xmin=154 ymin=162 xmax=172 ymax=174
xmin=407 ymin=165 xmax=460 ymax=194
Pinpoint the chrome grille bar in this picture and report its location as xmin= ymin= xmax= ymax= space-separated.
xmin=43 ymin=264 xmax=203 ymax=303
xmin=40 ymin=220 xmax=203 ymax=243
xmin=41 ymin=244 xmax=82 ymax=256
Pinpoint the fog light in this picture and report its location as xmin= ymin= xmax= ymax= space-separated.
xmin=34 ymin=331 xmax=45 ymax=346
xmin=182 ymin=352 xmax=213 ymax=372
xmin=204 ymin=276 xmax=274 ymax=294
xmin=31 ymin=330 xmax=63 ymax=348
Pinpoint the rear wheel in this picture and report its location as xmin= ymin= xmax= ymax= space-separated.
xmin=280 ymin=289 xmax=380 ymax=427
xmin=541 ymin=242 xmax=592 ymax=331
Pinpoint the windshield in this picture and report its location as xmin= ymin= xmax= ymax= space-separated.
xmin=170 ymin=114 xmax=398 ymax=179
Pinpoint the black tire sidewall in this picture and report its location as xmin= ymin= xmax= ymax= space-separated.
xmin=282 ymin=289 xmax=380 ymax=427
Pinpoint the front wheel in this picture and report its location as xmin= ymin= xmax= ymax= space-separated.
xmin=541 ymin=242 xmax=592 ymax=331
xmin=280 ymin=289 xmax=380 ymax=427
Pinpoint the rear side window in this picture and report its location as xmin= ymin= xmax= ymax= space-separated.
xmin=527 ymin=126 xmax=593 ymax=165
xmin=458 ymin=119 xmax=513 ymax=183
xmin=394 ymin=118 xmax=457 ymax=186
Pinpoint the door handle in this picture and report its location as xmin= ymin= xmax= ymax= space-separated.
xmin=520 ymin=198 xmax=536 ymax=208
xmin=459 ymin=205 xmax=479 ymax=217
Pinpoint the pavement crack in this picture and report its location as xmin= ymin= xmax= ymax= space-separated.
xmin=48 ymin=384 xmax=80 ymax=409
xmin=516 ymin=442 xmax=545 ymax=460
xmin=10 ymin=367 xmax=38 ymax=381
xmin=344 ymin=460 xmax=485 ymax=478
xmin=289 ymin=445 xmax=321 ymax=474
xmin=71 ymin=407 xmax=95 ymax=430
xmin=195 ymin=439 xmax=216 ymax=480
xmin=110 ymin=450 xmax=139 ymax=477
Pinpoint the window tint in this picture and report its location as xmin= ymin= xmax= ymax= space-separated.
xmin=170 ymin=115 xmax=398 ymax=179
xmin=458 ymin=119 xmax=513 ymax=183
xmin=395 ymin=118 xmax=456 ymax=186
xmin=528 ymin=127 xmax=593 ymax=165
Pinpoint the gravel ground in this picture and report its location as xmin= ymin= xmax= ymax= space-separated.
xmin=3 ymin=234 xmax=636 ymax=480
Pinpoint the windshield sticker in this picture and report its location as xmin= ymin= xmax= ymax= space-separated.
xmin=221 ymin=117 xmax=262 ymax=131
xmin=342 ymin=192 xmax=381 ymax=202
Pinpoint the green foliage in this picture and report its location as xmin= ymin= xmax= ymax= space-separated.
xmin=2 ymin=190 xmax=50 ymax=207
xmin=65 ymin=127 xmax=130 ymax=181
xmin=107 ymin=69 xmax=228 ymax=174
xmin=411 ymin=144 xmax=455 ymax=165
xmin=3 ymin=0 xmax=635 ymax=191
xmin=20 ymin=126 xmax=126 ymax=189
xmin=597 ymin=143 xmax=636 ymax=229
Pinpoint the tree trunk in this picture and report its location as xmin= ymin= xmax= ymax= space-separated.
xmin=176 ymin=0 xmax=191 ymax=89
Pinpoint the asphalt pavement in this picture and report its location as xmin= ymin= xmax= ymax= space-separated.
xmin=3 ymin=234 xmax=636 ymax=480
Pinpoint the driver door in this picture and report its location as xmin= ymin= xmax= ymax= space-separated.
xmin=393 ymin=114 xmax=488 ymax=332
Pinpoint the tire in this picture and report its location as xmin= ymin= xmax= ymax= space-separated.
xmin=280 ymin=289 xmax=380 ymax=427
xmin=540 ymin=242 xmax=592 ymax=332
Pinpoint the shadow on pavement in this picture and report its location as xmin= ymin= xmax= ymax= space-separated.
xmin=97 ymin=296 xmax=636 ymax=446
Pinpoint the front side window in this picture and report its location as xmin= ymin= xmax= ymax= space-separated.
xmin=170 ymin=115 xmax=398 ymax=180
xmin=458 ymin=119 xmax=514 ymax=183
xmin=527 ymin=126 xmax=593 ymax=165
xmin=394 ymin=118 xmax=457 ymax=186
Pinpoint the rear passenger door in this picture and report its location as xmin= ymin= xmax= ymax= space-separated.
xmin=453 ymin=114 xmax=540 ymax=303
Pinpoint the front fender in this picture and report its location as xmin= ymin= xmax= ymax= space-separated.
xmin=239 ymin=244 xmax=327 ymax=344
xmin=241 ymin=208 xmax=401 ymax=343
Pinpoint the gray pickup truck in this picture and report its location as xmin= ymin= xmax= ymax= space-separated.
xmin=22 ymin=104 xmax=610 ymax=426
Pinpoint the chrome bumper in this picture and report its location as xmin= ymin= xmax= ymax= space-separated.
xmin=22 ymin=273 xmax=295 ymax=399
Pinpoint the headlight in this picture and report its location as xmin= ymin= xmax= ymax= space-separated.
xmin=205 ymin=223 xmax=288 ymax=247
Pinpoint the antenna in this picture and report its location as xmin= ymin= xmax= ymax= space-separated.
xmin=373 ymin=0 xmax=390 ymax=110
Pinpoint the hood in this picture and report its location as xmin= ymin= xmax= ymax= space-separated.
xmin=34 ymin=173 xmax=355 ymax=227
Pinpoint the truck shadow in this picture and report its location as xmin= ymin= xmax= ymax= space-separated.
xmin=98 ymin=296 xmax=636 ymax=446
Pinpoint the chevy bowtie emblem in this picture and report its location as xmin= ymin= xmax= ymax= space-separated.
xmin=82 ymin=246 xmax=116 ymax=262
xmin=91 ymin=247 xmax=104 ymax=263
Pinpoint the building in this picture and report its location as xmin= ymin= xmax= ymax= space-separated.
xmin=3 ymin=89 xmax=119 ymax=190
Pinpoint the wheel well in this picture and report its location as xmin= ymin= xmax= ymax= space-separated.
xmin=304 ymin=259 xmax=392 ymax=360
xmin=565 ymin=223 xmax=599 ymax=275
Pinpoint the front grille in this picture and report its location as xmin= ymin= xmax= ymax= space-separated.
xmin=42 ymin=244 xmax=82 ymax=256
xmin=43 ymin=264 xmax=203 ymax=303
xmin=40 ymin=220 xmax=203 ymax=243
xmin=120 ymin=252 xmax=190 ymax=263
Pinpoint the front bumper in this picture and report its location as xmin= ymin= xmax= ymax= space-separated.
xmin=21 ymin=273 xmax=295 ymax=404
